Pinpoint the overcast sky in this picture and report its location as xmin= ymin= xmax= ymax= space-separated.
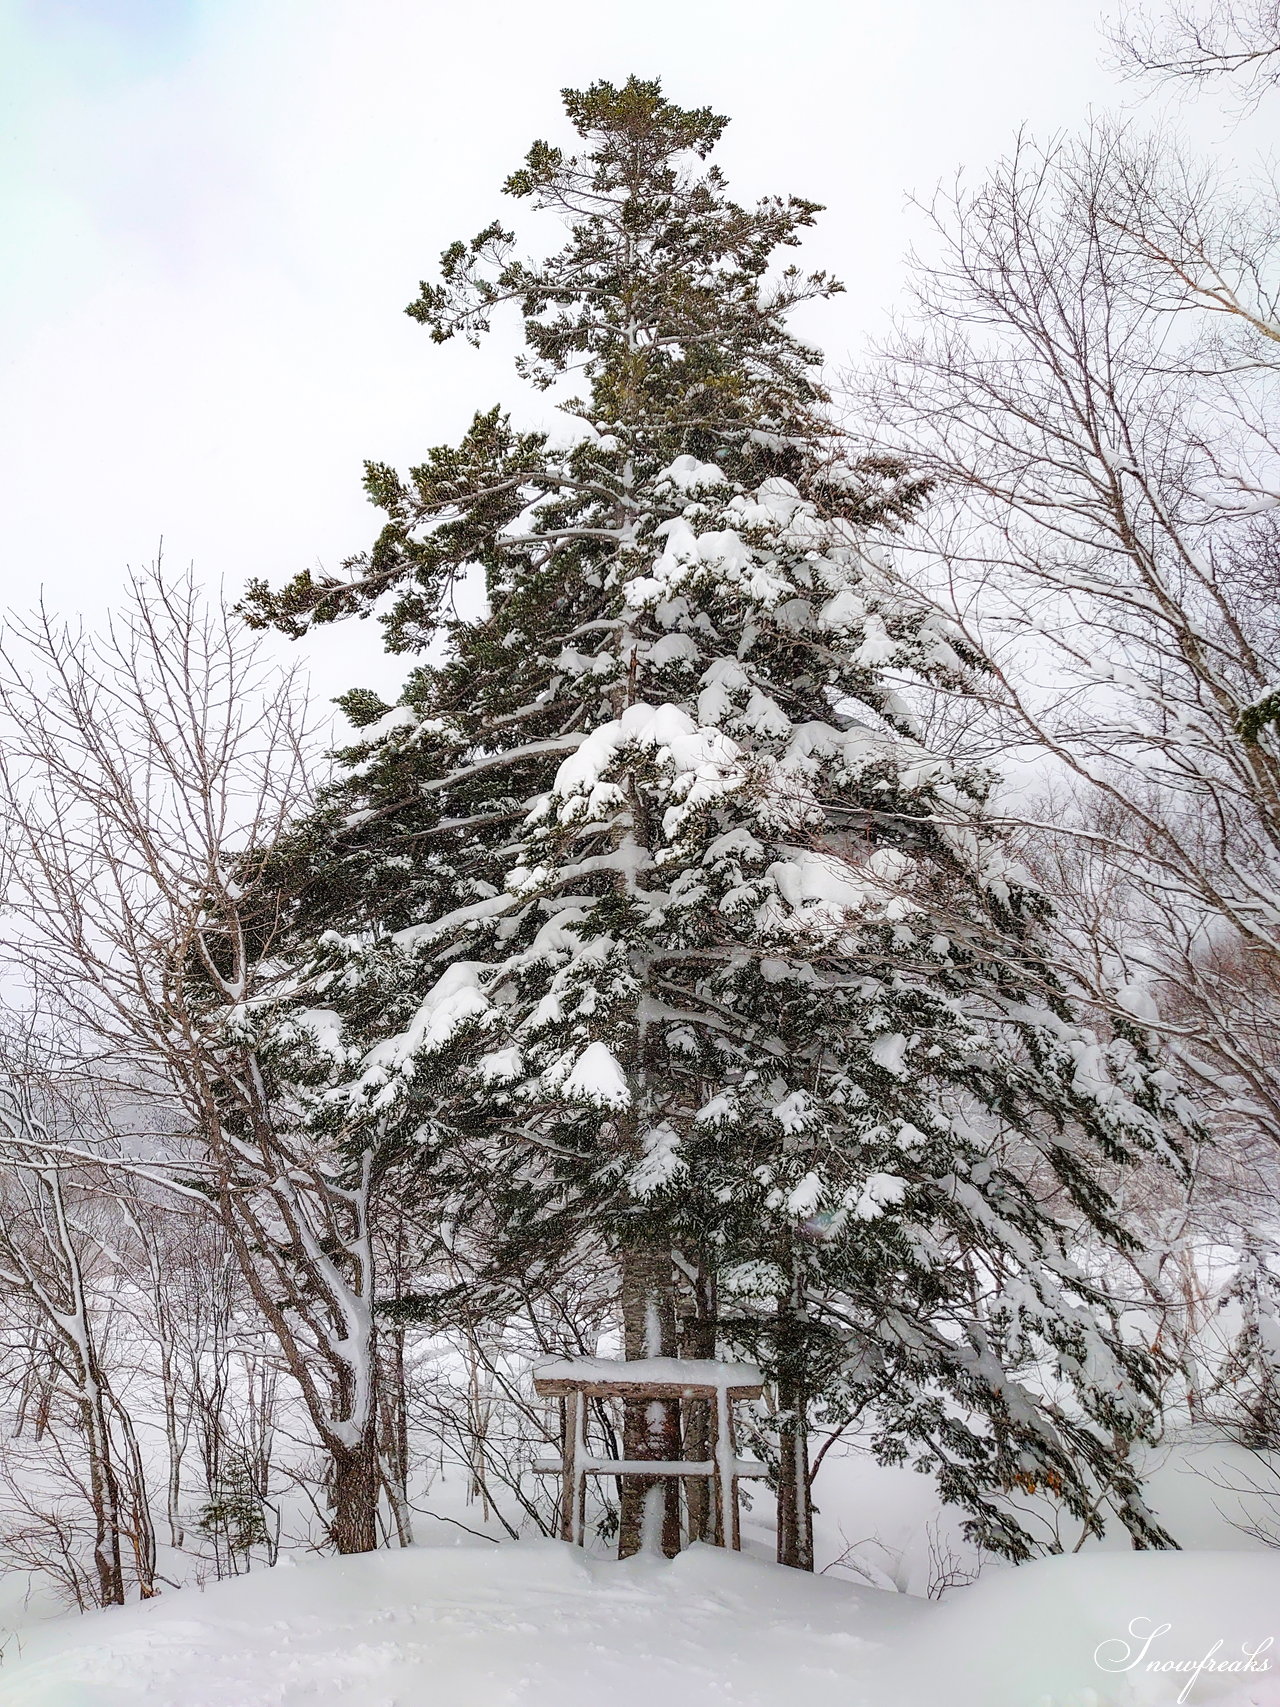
xmin=0 ymin=0 xmax=1257 ymax=705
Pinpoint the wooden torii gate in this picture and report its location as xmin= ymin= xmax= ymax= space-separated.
xmin=533 ymin=1356 xmax=767 ymax=1550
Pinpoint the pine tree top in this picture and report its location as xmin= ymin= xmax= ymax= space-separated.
xmin=241 ymin=76 xmax=882 ymax=648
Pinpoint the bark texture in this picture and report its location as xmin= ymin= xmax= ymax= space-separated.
xmin=617 ymin=1245 xmax=682 ymax=1558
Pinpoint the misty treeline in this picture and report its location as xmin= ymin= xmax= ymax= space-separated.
xmin=0 ymin=0 xmax=1278 ymax=1609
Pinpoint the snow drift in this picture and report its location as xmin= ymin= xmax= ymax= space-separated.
xmin=1 ymin=1540 xmax=1278 ymax=1707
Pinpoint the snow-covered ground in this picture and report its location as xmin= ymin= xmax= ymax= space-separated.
xmin=0 ymin=1538 xmax=1276 ymax=1707
xmin=0 ymin=1431 xmax=1277 ymax=1706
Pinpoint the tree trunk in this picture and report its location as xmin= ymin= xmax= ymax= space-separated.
xmin=774 ymin=1288 xmax=814 ymax=1572
xmin=379 ymin=1325 xmax=413 ymax=1546
xmin=111 ymin=1396 xmax=158 ymax=1596
xmin=84 ymin=1393 xmax=126 ymax=1606
xmin=774 ymin=1380 xmax=814 ymax=1571
xmin=680 ymin=1267 xmax=718 ymax=1545
xmin=329 ymin=1435 xmax=379 ymax=1555
xmin=160 ymin=1343 xmax=185 ymax=1550
xmin=617 ymin=1245 xmax=681 ymax=1558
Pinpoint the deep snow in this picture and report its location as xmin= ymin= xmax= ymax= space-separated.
xmin=0 ymin=1539 xmax=1277 ymax=1707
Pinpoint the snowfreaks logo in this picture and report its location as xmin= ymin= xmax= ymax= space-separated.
xmin=1094 ymin=1618 xmax=1274 ymax=1703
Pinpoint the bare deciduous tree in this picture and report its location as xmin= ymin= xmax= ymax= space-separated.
xmin=0 ymin=570 xmax=387 ymax=1553
xmin=0 ymin=1081 xmax=151 ymax=1604
xmin=859 ymin=123 xmax=1280 ymax=1158
xmin=1109 ymin=0 xmax=1280 ymax=108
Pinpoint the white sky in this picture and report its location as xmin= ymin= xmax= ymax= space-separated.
xmin=0 ymin=0 xmax=1260 ymax=707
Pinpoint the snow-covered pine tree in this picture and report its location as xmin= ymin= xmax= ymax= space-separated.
xmin=246 ymin=78 xmax=1188 ymax=1564
xmin=1212 ymin=1239 xmax=1280 ymax=1448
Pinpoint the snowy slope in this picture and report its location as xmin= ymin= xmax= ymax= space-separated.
xmin=910 ymin=1550 xmax=1280 ymax=1707
xmin=1 ymin=1540 xmax=1279 ymax=1707
xmin=0 ymin=1542 xmax=922 ymax=1707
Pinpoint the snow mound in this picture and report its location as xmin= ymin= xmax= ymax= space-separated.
xmin=1 ymin=1541 xmax=1278 ymax=1707
xmin=909 ymin=1550 xmax=1280 ymax=1707
xmin=0 ymin=1541 xmax=920 ymax=1707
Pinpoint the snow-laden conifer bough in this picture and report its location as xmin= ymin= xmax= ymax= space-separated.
xmin=237 ymin=75 xmax=1195 ymax=1571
